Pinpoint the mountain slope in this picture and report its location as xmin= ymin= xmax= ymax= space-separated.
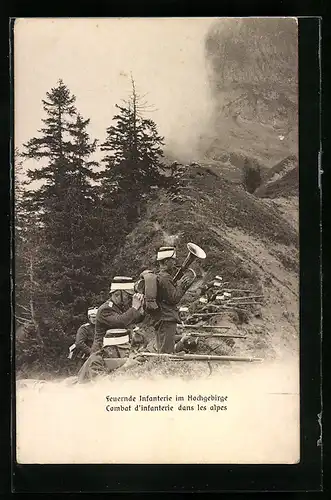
xmin=111 ymin=164 xmax=299 ymax=356
xmin=201 ymin=18 xmax=298 ymax=169
xmin=255 ymin=155 xmax=299 ymax=198
xmin=113 ymin=165 xmax=297 ymax=275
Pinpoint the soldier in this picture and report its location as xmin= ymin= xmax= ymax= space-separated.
xmin=76 ymin=307 xmax=97 ymax=356
xmin=141 ymin=246 xmax=194 ymax=354
xmin=67 ymin=307 xmax=97 ymax=364
xmin=77 ymin=276 xmax=145 ymax=383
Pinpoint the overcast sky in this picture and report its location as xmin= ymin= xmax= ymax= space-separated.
xmin=14 ymin=18 xmax=216 ymax=162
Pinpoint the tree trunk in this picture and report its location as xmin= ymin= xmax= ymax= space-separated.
xmin=29 ymin=255 xmax=44 ymax=346
xmin=131 ymin=76 xmax=138 ymax=163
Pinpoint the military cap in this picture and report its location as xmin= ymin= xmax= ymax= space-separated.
xmin=157 ymin=246 xmax=177 ymax=261
xmin=103 ymin=328 xmax=130 ymax=346
xmin=87 ymin=307 xmax=98 ymax=316
xmin=110 ymin=276 xmax=135 ymax=293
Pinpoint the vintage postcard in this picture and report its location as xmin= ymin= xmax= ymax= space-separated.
xmin=14 ymin=17 xmax=300 ymax=465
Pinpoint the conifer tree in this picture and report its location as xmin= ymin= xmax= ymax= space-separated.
xmin=100 ymin=77 xmax=166 ymax=209
xmin=14 ymin=149 xmax=47 ymax=375
xmin=18 ymin=81 xmax=105 ymax=371
xmin=98 ymin=77 xmax=167 ymax=272
xmin=15 ymin=149 xmax=37 ymax=329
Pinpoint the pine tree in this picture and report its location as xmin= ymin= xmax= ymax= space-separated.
xmin=18 ymin=81 xmax=106 ymax=373
xmin=15 ymin=149 xmax=34 ymax=329
xmin=100 ymin=77 xmax=166 ymax=206
xmin=14 ymin=149 xmax=47 ymax=376
xmin=98 ymin=77 xmax=167 ymax=273
xmin=22 ymin=80 xmax=77 ymax=212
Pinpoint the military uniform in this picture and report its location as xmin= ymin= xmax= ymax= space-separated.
xmin=149 ymin=270 xmax=190 ymax=353
xmin=91 ymin=299 xmax=142 ymax=353
xmin=75 ymin=322 xmax=94 ymax=357
xmin=77 ymin=277 xmax=143 ymax=383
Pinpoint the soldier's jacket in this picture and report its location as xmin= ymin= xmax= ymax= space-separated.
xmin=91 ymin=299 xmax=142 ymax=353
xmin=75 ymin=322 xmax=94 ymax=357
xmin=149 ymin=270 xmax=189 ymax=323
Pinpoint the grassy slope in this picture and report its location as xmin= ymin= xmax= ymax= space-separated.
xmin=110 ymin=165 xmax=299 ymax=371
xmin=112 ymin=165 xmax=298 ymax=279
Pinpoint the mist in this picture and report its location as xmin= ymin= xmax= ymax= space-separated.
xmin=199 ymin=18 xmax=299 ymax=164
xmin=205 ymin=18 xmax=298 ymax=92
xmin=14 ymin=18 xmax=216 ymax=165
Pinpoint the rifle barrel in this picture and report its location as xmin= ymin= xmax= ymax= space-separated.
xmin=192 ymin=312 xmax=230 ymax=317
xmin=226 ymin=302 xmax=262 ymax=306
xmin=138 ymin=352 xmax=263 ymax=362
xmin=210 ymin=302 xmax=262 ymax=307
xmin=197 ymin=307 xmax=248 ymax=312
xmin=189 ymin=333 xmax=247 ymax=338
xmin=177 ymin=324 xmax=231 ymax=329
xmin=226 ymin=295 xmax=264 ymax=301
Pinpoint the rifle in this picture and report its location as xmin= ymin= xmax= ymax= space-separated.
xmin=189 ymin=312 xmax=228 ymax=318
xmin=224 ymin=295 xmax=264 ymax=301
xmin=192 ymin=308 xmax=248 ymax=316
xmin=137 ymin=352 xmax=263 ymax=362
xmin=226 ymin=302 xmax=262 ymax=307
xmin=182 ymin=333 xmax=247 ymax=339
xmin=208 ymin=303 xmax=260 ymax=309
xmin=177 ymin=324 xmax=231 ymax=329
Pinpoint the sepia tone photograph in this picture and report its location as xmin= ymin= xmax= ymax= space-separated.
xmin=14 ymin=17 xmax=299 ymax=465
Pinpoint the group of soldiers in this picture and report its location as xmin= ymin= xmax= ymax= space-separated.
xmin=70 ymin=245 xmax=198 ymax=383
